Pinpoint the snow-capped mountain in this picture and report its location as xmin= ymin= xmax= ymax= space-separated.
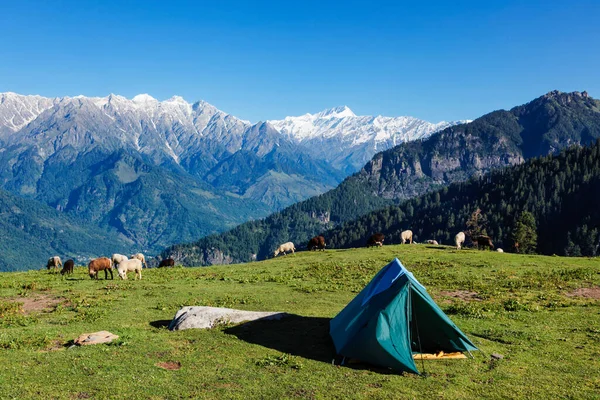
xmin=269 ymin=106 xmax=468 ymax=173
xmin=0 ymin=92 xmax=58 ymax=135
xmin=0 ymin=92 xmax=466 ymax=252
xmin=0 ymin=92 xmax=342 ymax=251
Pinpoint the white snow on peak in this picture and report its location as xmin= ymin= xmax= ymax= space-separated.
xmin=165 ymin=95 xmax=188 ymax=104
xmin=0 ymin=92 xmax=59 ymax=132
xmin=315 ymin=105 xmax=356 ymax=119
xmin=132 ymin=94 xmax=158 ymax=104
xmin=269 ymin=106 xmax=466 ymax=144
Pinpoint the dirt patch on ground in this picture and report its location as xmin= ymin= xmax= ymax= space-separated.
xmin=438 ymin=290 xmax=482 ymax=302
xmin=40 ymin=339 xmax=66 ymax=353
xmin=156 ymin=361 xmax=181 ymax=370
xmin=566 ymin=286 xmax=600 ymax=300
xmin=9 ymin=294 xmax=62 ymax=314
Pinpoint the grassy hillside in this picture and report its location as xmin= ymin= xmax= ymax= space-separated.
xmin=0 ymin=245 xmax=599 ymax=399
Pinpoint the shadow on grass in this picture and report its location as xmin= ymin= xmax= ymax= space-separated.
xmin=225 ymin=315 xmax=399 ymax=374
xmin=150 ymin=320 xmax=172 ymax=329
xmin=225 ymin=315 xmax=335 ymax=363
xmin=424 ymin=246 xmax=449 ymax=250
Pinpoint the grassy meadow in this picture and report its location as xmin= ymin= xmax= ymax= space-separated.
xmin=0 ymin=245 xmax=599 ymax=399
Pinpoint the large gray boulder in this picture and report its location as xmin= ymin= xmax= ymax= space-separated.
xmin=168 ymin=306 xmax=288 ymax=331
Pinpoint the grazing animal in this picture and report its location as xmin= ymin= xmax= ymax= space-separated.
xmin=426 ymin=239 xmax=439 ymax=245
xmin=496 ymin=248 xmax=504 ymax=253
xmin=130 ymin=253 xmax=147 ymax=268
xmin=401 ymin=230 xmax=413 ymax=244
xmin=307 ymin=235 xmax=326 ymax=251
xmin=274 ymin=242 xmax=296 ymax=257
xmin=117 ymin=259 xmax=143 ymax=280
xmin=367 ymin=233 xmax=385 ymax=247
xmin=88 ymin=257 xmax=113 ymax=280
xmin=475 ymin=235 xmax=495 ymax=250
xmin=158 ymin=258 xmax=175 ymax=268
xmin=60 ymin=259 xmax=75 ymax=275
xmin=455 ymin=232 xmax=466 ymax=250
xmin=46 ymin=256 xmax=62 ymax=272
xmin=111 ymin=253 xmax=128 ymax=266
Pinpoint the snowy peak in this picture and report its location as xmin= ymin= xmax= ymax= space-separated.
xmin=0 ymin=92 xmax=58 ymax=133
xmin=315 ymin=105 xmax=356 ymax=119
xmin=269 ymin=106 xmax=468 ymax=172
xmin=132 ymin=93 xmax=158 ymax=104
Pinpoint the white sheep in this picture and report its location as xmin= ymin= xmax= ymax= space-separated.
xmin=111 ymin=253 xmax=128 ymax=266
xmin=496 ymin=248 xmax=504 ymax=253
xmin=273 ymin=242 xmax=295 ymax=257
xmin=130 ymin=253 xmax=147 ymax=268
xmin=117 ymin=258 xmax=143 ymax=280
xmin=455 ymin=232 xmax=466 ymax=250
xmin=401 ymin=230 xmax=413 ymax=244
xmin=426 ymin=239 xmax=439 ymax=245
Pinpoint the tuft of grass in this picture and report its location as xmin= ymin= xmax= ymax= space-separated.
xmin=255 ymin=353 xmax=303 ymax=370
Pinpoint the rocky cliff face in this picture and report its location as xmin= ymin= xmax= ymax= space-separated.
xmin=353 ymin=91 xmax=600 ymax=201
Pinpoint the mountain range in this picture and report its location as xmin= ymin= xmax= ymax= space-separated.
xmin=0 ymin=92 xmax=457 ymax=265
xmin=269 ymin=105 xmax=466 ymax=174
xmin=161 ymin=90 xmax=600 ymax=265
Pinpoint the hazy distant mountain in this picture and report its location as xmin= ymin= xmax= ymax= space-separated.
xmin=269 ymin=105 xmax=467 ymax=174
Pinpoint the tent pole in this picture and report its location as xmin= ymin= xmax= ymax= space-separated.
xmin=410 ymin=283 xmax=427 ymax=377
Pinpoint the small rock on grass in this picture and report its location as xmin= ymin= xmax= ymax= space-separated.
xmin=74 ymin=331 xmax=119 ymax=346
xmin=491 ymin=353 xmax=504 ymax=360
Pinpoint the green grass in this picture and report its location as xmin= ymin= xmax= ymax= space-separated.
xmin=0 ymin=245 xmax=599 ymax=399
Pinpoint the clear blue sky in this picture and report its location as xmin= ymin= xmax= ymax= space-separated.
xmin=1 ymin=0 xmax=599 ymax=122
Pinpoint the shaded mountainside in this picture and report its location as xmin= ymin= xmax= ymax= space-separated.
xmin=162 ymin=91 xmax=600 ymax=265
xmin=326 ymin=140 xmax=600 ymax=256
xmin=1 ymin=148 xmax=274 ymax=251
xmin=0 ymin=188 xmax=134 ymax=272
xmin=356 ymin=90 xmax=600 ymax=201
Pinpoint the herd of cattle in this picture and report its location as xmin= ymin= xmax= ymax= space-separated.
xmin=45 ymin=254 xmax=177 ymax=279
xmin=45 ymin=231 xmax=500 ymax=276
xmin=271 ymin=231 xmax=500 ymax=257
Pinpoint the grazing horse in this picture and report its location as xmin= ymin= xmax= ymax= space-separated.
xmin=89 ymin=257 xmax=113 ymax=280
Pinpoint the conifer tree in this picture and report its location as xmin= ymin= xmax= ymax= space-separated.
xmin=512 ymin=211 xmax=538 ymax=254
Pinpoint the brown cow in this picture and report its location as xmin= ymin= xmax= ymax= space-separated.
xmin=88 ymin=257 xmax=113 ymax=280
xmin=475 ymin=235 xmax=494 ymax=250
xmin=60 ymin=259 xmax=75 ymax=276
xmin=367 ymin=233 xmax=385 ymax=247
xmin=158 ymin=258 xmax=175 ymax=268
xmin=307 ymin=235 xmax=326 ymax=251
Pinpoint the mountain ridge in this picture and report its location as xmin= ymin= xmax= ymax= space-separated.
xmin=160 ymin=90 xmax=600 ymax=265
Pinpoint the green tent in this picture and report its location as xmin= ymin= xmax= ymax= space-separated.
xmin=330 ymin=258 xmax=478 ymax=374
